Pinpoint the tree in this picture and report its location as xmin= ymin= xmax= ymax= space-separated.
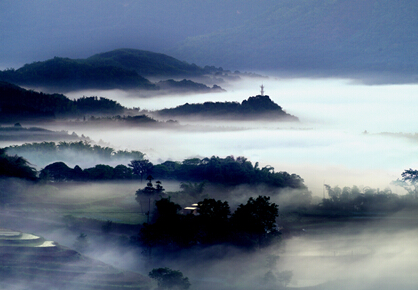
xmin=155 ymin=180 xmax=165 ymax=193
xmin=40 ymin=162 xmax=73 ymax=181
xmin=73 ymin=233 xmax=89 ymax=252
xmin=232 ymin=196 xmax=278 ymax=234
xmin=149 ymin=268 xmax=191 ymax=290
xmin=197 ymin=198 xmax=231 ymax=244
xmin=180 ymin=181 xmax=205 ymax=196
xmin=0 ymin=148 xmax=37 ymax=180
xmin=231 ymin=195 xmax=279 ymax=247
xmin=141 ymin=175 xmax=156 ymax=195
xmin=198 ymin=198 xmax=230 ymax=221
xmin=129 ymin=159 xmax=153 ymax=182
xmin=393 ymin=169 xmax=418 ymax=198
xmin=277 ymin=270 xmax=293 ymax=288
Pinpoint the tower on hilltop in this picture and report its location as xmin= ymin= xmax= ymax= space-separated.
xmin=260 ymin=84 xmax=264 ymax=96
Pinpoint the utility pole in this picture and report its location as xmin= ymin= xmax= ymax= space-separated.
xmin=260 ymin=84 xmax=264 ymax=96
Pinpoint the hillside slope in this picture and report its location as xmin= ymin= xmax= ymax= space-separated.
xmin=152 ymin=95 xmax=299 ymax=121
xmin=0 ymin=229 xmax=151 ymax=290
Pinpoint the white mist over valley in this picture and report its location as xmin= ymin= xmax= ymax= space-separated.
xmin=58 ymin=77 xmax=418 ymax=196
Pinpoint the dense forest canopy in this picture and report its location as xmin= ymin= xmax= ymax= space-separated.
xmin=6 ymin=141 xmax=145 ymax=168
xmin=154 ymin=95 xmax=299 ymax=121
xmin=0 ymin=81 xmax=128 ymax=121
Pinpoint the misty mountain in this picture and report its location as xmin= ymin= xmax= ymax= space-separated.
xmin=169 ymin=0 xmax=418 ymax=82
xmin=152 ymin=95 xmax=299 ymax=121
xmin=0 ymin=56 xmax=156 ymax=92
xmin=0 ymin=49 xmax=229 ymax=92
xmin=87 ymin=48 xmax=208 ymax=77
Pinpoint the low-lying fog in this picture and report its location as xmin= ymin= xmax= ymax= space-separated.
xmin=58 ymin=77 xmax=418 ymax=196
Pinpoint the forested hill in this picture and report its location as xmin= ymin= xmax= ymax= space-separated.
xmin=0 ymin=81 xmax=126 ymax=122
xmin=0 ymin=56 xmax=156 ymax=92
xmin=87 ymin=49 xmax=207 ymax=77
xmin=0 ymin=49 xmax=227 ymax=92
xmin=153 ymin=95 xmax=299 ymax=121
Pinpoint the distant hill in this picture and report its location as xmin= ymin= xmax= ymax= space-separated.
xmin=152 ymin=95 xmax=299 ymax=121
xmin=0 ymin=56 xmax=156 ymax=92
xmin=169 ymin=0 xmax=418 ymax=83
xmin=0 ymin=49 xmax=228 ymax=92
xmin=0 ymin=124 xmax=81 ymax=142
xmin=157 ymin=79 xmax=225 ymax=93
xmin=87 ymin=48 xmax=207 ymax=77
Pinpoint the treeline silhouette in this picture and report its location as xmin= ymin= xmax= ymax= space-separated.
xmin=319 ymin=184 xmax=409 ymax=212
xmin=6 ymin=141 xmax=145 ymax=167
xmin=153 ymin=156 xmax=305 ymax=188
xmin=0 ymin=148 xmax=37 ymax=181
xmin=155 ymin=95 xmax=299 ymax=120
xmin=0 ymin=56 xmax=156 ymax=91
xmin=134 ymin=196 xmax=280 ymax=251
xmin=0 ymin=81 xmax=127 ymax=121
xmin=37 ymin=156 xmax=306 ymax=190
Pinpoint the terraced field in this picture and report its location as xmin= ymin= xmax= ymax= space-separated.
xmin=0 ymin=229 xmax=151 ymax=289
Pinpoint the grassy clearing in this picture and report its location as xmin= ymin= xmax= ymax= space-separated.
xmin=6 ymin=181 xmax=150 ymax=225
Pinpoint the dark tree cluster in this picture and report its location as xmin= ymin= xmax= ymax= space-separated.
xmin=85 ymin=114 xmax=164 ymax=126
xmin=40 ymin=162 xmax=135 ymax=181
xmin=153 ymin=156 xmax=306 ymax=189
xmin=136 ymin=196 xmax=279 ymax=251
xmin=0 ymin=81 xmax=130 ymax=121
xmin=36 ymin=155 xmax=306 ymax=191
xmin=157 ymin=79 xmax=225 ymax=93
xmin=149 ymin=267 xmax=191 ymax=290
xmin=155 ymin=95 xmax=298 ymax=120
xmin=319 ymin=185 xmax=405 ymax=212
xmin=6 ymin=141 xmax=145 ymax=167
xmin=0 ymin=148 xmax=37 ymax=181
xmin=73 ymin=96 xmax=125 ymax=115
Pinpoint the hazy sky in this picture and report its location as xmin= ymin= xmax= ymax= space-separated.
xmin=0 ymin=0 xmax=258 ymax=68
xmin=2 ymin=0 xmax=416 ymax=84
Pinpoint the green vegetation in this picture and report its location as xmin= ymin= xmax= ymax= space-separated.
xmin=155 ymin=95 xmax=298 ymax=120
xmin=0 ymin=56 xmax=156 ymax=91
xmin=0 ymin=148 xmax=37 ymax=181
xmin=153 ymin=155 xmax=306 ymax=189
xmin=0 ymin=49 xmax=229 ymax=93
xmin=319 ymin=184 xmax=406 ymax=213
xmin=35 ymin=155 xmax=306 ymax=192
xmin=0 ymin=81 xmax=130 ymax=122
xmin=137 ymin=195 xmax=279 ymax=251
xmin=157 ymin=79 xmax=225 ymax=93
xmin=149 ymin=267 xmax=191 ymax=290
xmin=0 ymin=124 xmax=80 ymax=142
xmin=86 ymin=48 xmax=207 ymax=77
xmin=6 ymin=141 xmax=145 ymax=168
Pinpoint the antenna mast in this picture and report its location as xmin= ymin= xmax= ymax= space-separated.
xmin=260 ymin=84 xmax=264 ymax=96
